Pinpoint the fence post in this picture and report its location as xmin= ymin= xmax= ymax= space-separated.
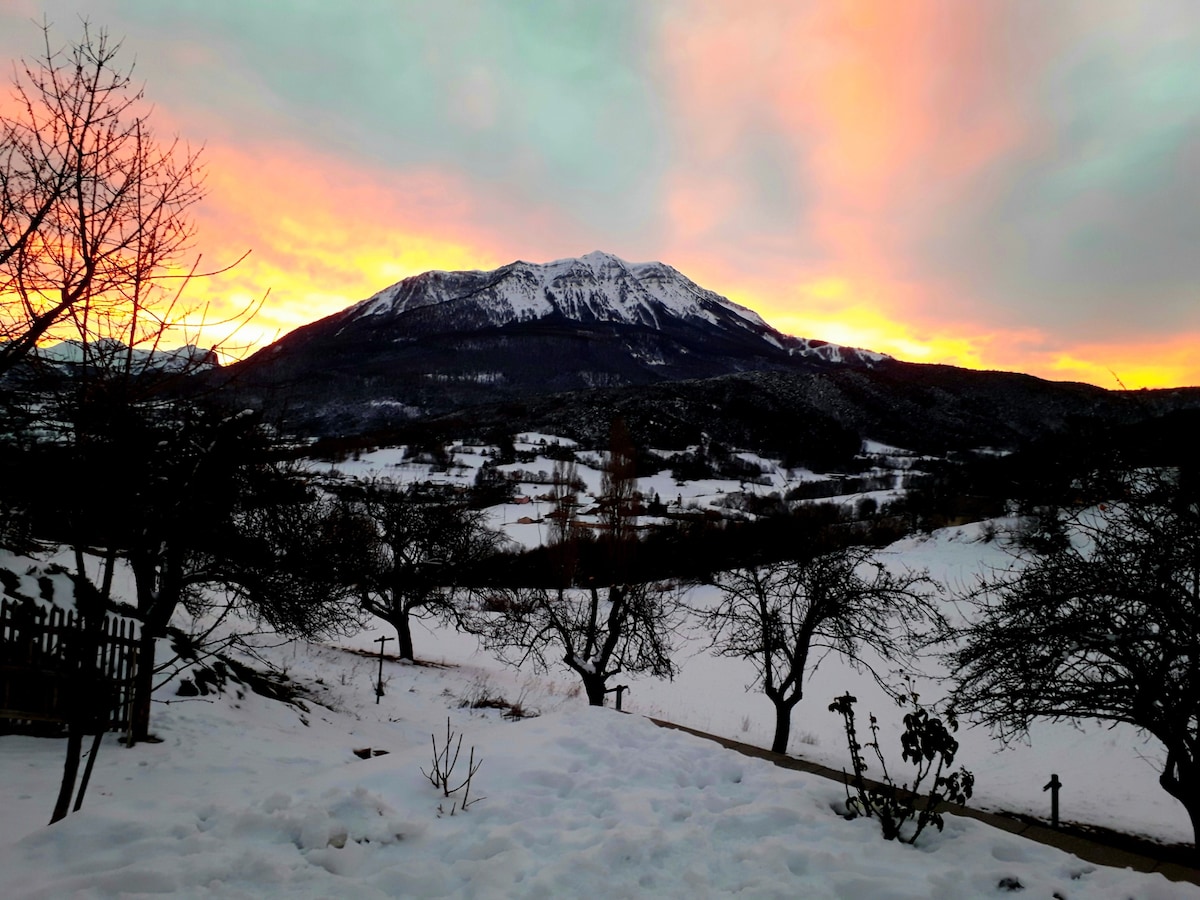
xmin=605 ymin=684 xmax=628 ymax=711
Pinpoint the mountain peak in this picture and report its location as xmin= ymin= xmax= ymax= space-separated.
xmin=350 ymin=251 xmax=773 ymax=336
xmin=333 ymin=252 xmax=892 ymax=370
xmin=578 ymin=249 xmax=625 ymax=265
xmin=239 ymin=253 xmax=890 ymax=428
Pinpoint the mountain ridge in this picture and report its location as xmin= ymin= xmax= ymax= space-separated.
xmin=227 ymin=252 xmax=1200 ymax=458
xmin=347 ymin=251 xmax=778 ymax=335
xmin=233 ymin=251 xmax=887 ymax=426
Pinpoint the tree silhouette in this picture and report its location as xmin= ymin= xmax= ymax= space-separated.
xmin=479 ymin=420 xmax=679 ymax=705
xmin=345 ymin=480 xmax=502 ymax=661
xmin=949 ymin=466 xmax=1200 ymax=859
xmin=704 ymin=547 xmax=939 ymax=754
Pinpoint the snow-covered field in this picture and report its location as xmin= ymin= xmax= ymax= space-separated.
xmin=1 ymin=606 xmax=1196 ymax=899
xmin=314 ymin=435 xmax=911 ymax=551
xmin=2 ymin=439 xmax=1197 ymax=897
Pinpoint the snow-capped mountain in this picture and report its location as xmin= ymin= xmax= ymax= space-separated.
xmin=341 ymin=251 xmax=884 ymax=364
xmin=34 ymin=338 xmax=218 ymax=373
xmin=348 ymin=251 xmax=779 ymax=340
xmin=234 ymin=252 xmax=886 ymax=429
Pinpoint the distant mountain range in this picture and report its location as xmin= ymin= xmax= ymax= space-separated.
xmin=227 ymin=252 xmax=1200 ymax=462
xmin=34 ymin=338 xmax=218 ymax=373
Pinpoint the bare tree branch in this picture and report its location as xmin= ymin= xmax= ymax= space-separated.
xmin=0 ymin=20 xmax=238 ymax=377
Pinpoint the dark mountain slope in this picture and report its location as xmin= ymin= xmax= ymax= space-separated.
xmin=415 ymin=362 xmax=1200 ymax=468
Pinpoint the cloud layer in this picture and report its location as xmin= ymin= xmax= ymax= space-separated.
xmin=4 ymin=0 xmax=1199 ymax=386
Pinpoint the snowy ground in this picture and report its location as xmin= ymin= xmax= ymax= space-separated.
xmin=313 ymin=438 xmax=1194 ymax=846
xmin=2 ymin=439 xmax=1197 ymax=896
xmin=310 ymin=435 xmax=910 ymax=551
xmin=2 ymin=610 xmax=1196 ymax=899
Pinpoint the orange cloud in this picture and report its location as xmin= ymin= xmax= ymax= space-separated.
xmin=7 ymin=2 xmax=1194 ymax=393
xmin=699 ymin=268 xmax=1198 ymax=390
xmin=716 ymin=271 xmax=1015 ymax=366
xmin=794 ymin=1 xmax=1027 ymax=268
xmin=183 ymin=3 xmax=1193 ymax=390
xmin=168 ymin=141 xmax=522 ymax=358
xmin=0 ymin=59 xmax=518 ymax=359
xmin=1033 ymin=336 xmax=1200 ymax=391
xmin=653 ymin=0 xmax=1112 ymax=385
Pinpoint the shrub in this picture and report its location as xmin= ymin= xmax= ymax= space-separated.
xmin=421 ymin=718 xmax=484 ymax=813
xmin=829 ymin=691 xmax=974 ymax=844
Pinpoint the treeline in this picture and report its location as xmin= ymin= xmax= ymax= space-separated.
xmin=471 ymin=502 xmax=912 ymax=589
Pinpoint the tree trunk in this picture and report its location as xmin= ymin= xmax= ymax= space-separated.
xmin=50 ymin=726 xmax=83 ymax=824
xmin=52 ymin=597 xmax=105 ymax=821
xmin=771 ymin=702 xmax=791 ymax=754
xmin=1160 ymin=753 xmax=1200 ymax=864
xmin=770 ymin=697 xmax=801 ymax=754
xmin=583 ymin=673 xmax=607 ymax=707
xmin=129 ymin=555 xmax=173 ymax=745
xmin=1173 ymin=793 xmax=1200 ymax=866
xmin=1189 ymin=806 xmax=1200 ymax=866
xmin=394 ymin=611 xmax=414 ymax=661
xmin=73 ymin=728 xmax=105 ymax=813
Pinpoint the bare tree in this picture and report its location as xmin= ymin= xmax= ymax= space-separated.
xmin=0 ymin=20 xmax=214 ymax=377
xmin=19 ymin=380 xmax=364 ymax=748
xmin=598 ymin=416 xmax=638 ymax=545
xmin=346 ymin=480 xmax=504 ymax=661
xmin=481 ymin=579 xmax=678 ymax=706
xmin=16 ymin=392 xmax=359 ymax=827
xmin=703 ymin=547 xmax=940 ymax=754
xmin=111 ymin=404 xmax=292 ymax=743
xmin=479 ymin=420 xmax=678 ymax=705
xmin=948 ymin=466 xmax=1200 ymax=858
xmin=0 ymin=23 xmax=298 ymax=820
xmin=223 ymin=492 xmax=370 ymax=640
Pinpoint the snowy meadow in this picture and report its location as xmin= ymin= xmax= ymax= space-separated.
xmin=1 ymin=603 xmax=1196 ymax=899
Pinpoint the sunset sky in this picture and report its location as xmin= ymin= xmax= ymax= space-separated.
xmin=3 ymin=0 xmax=1200 ymax=388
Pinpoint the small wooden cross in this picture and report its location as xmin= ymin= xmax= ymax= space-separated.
xmin=374 ymin=635 xmax=393 ymax=704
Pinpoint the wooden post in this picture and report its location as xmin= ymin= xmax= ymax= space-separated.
xmin=374 ymin=636 xmax=392 ymax=704
xmin=605 ymin=684 xmax=628 ymax=711
xmin=1043 ymin=773 xmax=1062 ymax=828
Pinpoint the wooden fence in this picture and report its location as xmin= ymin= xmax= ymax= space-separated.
xmin=0 ymin=597 xmax=139 ymax=734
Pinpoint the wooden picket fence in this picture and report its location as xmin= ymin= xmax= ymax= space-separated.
xmin=0 ymin=597 xmax=140 ymax=734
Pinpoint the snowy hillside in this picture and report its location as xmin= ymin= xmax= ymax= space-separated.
xmin=1 ymin=599 xmax=1196 ymax=898
xmin=315 ymin=436 xmax=1198 ymax=847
